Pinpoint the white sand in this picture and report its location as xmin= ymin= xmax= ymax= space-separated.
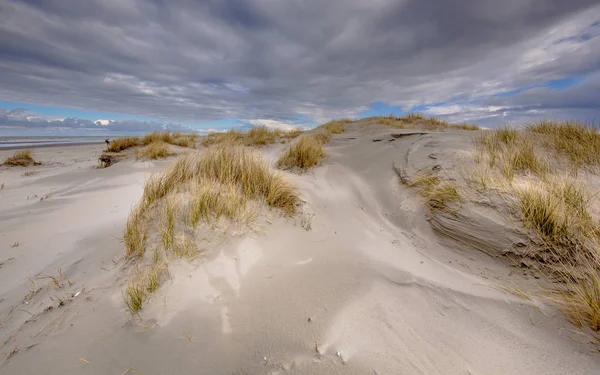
xmin=0 ymin=136 xmax=599 ymax=374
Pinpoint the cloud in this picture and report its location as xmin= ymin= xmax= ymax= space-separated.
xmin=0 ymin=0 xmax=599 ymax=128
xmin=0 ymin=107 xmax=196 ymax=133
xmin=243 ymin=119 xmax=304 ymax=131
xmin=422 ymin=71 xmax=600 ymax=127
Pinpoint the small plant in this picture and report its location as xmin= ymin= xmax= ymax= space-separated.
xmin=404 ymin=112 xmax=426 ymax=122
xmin=11 ymin=241 xmax=19 ymax=248
xmin=3 ymin=150 xmax=41 ymax=167
xmin=124 ymin=206 xmax=147 ymax=258
xmin=38 ymin=268 xmax=71 ymax=289
xmin=549 ymin=263 xmax=600 ymax=337
xmin=106 ymin=137 xmax=140 ymax=152
xmin=527 ymin=120 xmax=600 ymax=168
xmin=277 ymin=136 xmax=326 ymax=171
xmin=201 ymin=127 xmax=286 ymax=148
xmin=450 ymin=123 xmax=479 ymax=131
xmin=282 ymin=129 xmax=304 ymax=139
xmin=122 ymin=145 xmax=298 ymax=312
xmin=125 ymin=282 xmax=145 ymax=314
xmin=409 ymin=174 xmax=460 ymax=210
xmin=135 ymin=142 xmax=171 ymax=160
xmin=318 ymin=119 xmax=351 ymax=134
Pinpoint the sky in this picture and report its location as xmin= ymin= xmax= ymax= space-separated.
xmin=0 ymin=0 xmax=599 ymax=135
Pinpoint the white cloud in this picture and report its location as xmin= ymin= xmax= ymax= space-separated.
xmin=95 ymin=119 xmax=111 ymax=126
xmin=244 ymin=119 xmax=302 ymax=131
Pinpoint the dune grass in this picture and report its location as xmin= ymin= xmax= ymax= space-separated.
xmin=450 ymin=123 xmax=480 ymax=131
xmin=106 ymin=137 xmax=140 ymax=152
xmin=282 ymin=129 xmax=304 ymax=139
xmin=245 ymin=126 xmax=283 ymax=146
xmin=135 ymin=141 xmax=171 ymax=160
xmin=317 ymin=119 xmax=352 ymax=134
xmin=108 ymin=131 xmax=197 ymax=154
xmin=367 ymin=113 xmax=478 ymax=132
xmin=275 ymin=119 xmax=352 ymax=172
xmin=277 ymin=135 xmax=326 ymax=172
xmin=138 ymin=146 xmax=298 ymax=216
xmin=475 ymin=127 xmax=549 ymax=179
xmin=518 ymin=182 xmax=583 ymax=247
xmin=469 ymin=120 xmax=600 ymax=339
xmin=550 ymin=263 xmax=600 ymax=336
xmin=202 ymin=126 xmax=303 ymax=148
xmin=123 ymin=145 xmax=298 ymax=311
xmin=124 ymin=145 xmax=298 ymax=258
xmin=142 ymin=131 xmax=173 ymax=145
xmin=527 ymin=120 xmax=600 ymax=168
xmin=124 ymin=205 xmax=148 ymax=258
xmin=409 ymin=174 xmax=461 ymax=210
xmin=3 ymin=150 xmax=41 ymax=167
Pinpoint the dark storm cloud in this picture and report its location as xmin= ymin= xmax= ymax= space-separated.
xmin=0 ymin=0 xmax=599 ymax=128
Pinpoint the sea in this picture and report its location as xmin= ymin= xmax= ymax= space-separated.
xmin=0 ymin=136 xmax=107 ymax=150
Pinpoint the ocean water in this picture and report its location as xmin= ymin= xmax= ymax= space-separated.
xmin=0 ymin=136 xmax=107 ymax=150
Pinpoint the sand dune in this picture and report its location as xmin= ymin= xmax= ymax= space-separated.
xmin=1 ymin=129 xmax=599 ymax=374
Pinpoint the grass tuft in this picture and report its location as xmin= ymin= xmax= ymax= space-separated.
xmin=142 ymin=131 xmax=173 ymax=145
xmin=123 ymin=145 xmax=298 ymax=312
xmin=277 ymin=136 xmax=326 ymax=172
xmin=3 ymin=150 xmax=41 ymax=167
xmin=409 ymin=174 xmax=460 ymax=210
xmin=450 ymin=123 xmax=480 ymax=131
xmin=124 ymin=206 xmax=147 ymax=258
xmin=551 ymin=265 xmax=600 ymax=334
xmin=202 ymin=126 xmax=302 ymax=148
xmin=124 ymin=281 xmax=146 ymax=314
xmin=125 ymin=145 xmax=298 ymax=258
xmin=475 ymin=127 xmax=548 ymax=179
xmin=527 ymin=120 xmax=600 ymax=168
xmin=135 ymin=142 xmax=171 ymax=160
xmin=464 ymin=119 xmax=600 ymax=339
xmin=318 ymin=119 xmax=351 ymax=134
xmin=106 ymin=137 xmax=140 ymax=152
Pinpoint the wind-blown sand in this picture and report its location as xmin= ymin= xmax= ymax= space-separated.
xmin=1 ymin=132 xmax=599 ymax=374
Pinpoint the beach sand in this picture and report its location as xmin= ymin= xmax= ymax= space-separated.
xmin=1 ymin=134 xmax=599 ymax=374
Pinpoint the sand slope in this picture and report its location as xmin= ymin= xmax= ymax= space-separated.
xmin=1 ymin=136 xmax=599 ymax=374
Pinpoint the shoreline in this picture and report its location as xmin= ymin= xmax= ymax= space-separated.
xmin=0 ymin=140 xmax=105 ymax=151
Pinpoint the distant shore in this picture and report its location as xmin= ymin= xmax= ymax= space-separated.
xmin=0 ymin=137 xmax=106 ymax=150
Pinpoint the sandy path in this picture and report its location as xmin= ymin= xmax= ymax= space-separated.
xmin=1 ymin=137 xmax=599 ymax=374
